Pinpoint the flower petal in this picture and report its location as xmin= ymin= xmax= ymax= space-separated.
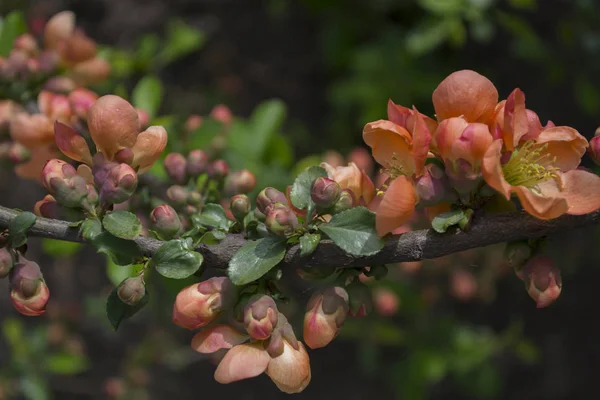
xmin=363 ymin=120 xmax=413 ymax=172
xmin=535 ymin=126 xmax=587 ymax=172
xmin=432 ymin=70 xmax=498 ymax=123
xmin=54 ymin=121 xmax=92 ymax=164
xmin=15 ymin=145 xmax=57 ymax=182
xmin=375 ymin=176 xmax=416 ymax=236
xmin=44 ymin=11 xmax=75 ymax=50
xmin=360 ymin=169 xmax=375 ymax=205
xmin=191 ymin=325 xmax=248 ymax=354
xmin=130 ymin=126 xmax=168 ymax=173
xmin=503 ymin=89 xmax=529 ymax=150
xmin=266 ymin=341 xmax=311 ymax=394
xmin=77 ymin=164 xmax=94 ymax=184
xmin=481 ymin=140 xmax=512 ymax=199
xmin=411 ymin=106 xmax=433 ymax=175
xmin=214 ymin=342 xmax=270 ymax=384
xmin=513 ymin=180 xmax=568 ymax=220
xmin=560 ymin=169 xmax=600 ymax=215
xmin=451 ymin=122 xmax=493 ymax=166
xmin=10 ymin=113 xmax=54 ymax=148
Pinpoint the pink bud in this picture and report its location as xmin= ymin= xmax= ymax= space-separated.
xmin=69 ymin=57 xmax=111 ymax=86
xmin=256 ymin=187 xmax=287 ymax=215
xmin=34 ymin=194 xmax=61 ymax=219
xmin=311 ymin=177 xmax=341 ymax=209
xmin=43 ymin=76 xmax=76 ymax=93
xmin=243 ymin=295 xmax=279 ymax=340
xmin=450 ymin=269 xmax=477 ymax=302
xmin=8 ymin=143 xmax=31 ymax=164
xmin=347 ymin=147 xmax=374 ymax=176
xmin=186 ymin=149 xmax=209 ymax=176
xmin=0 ymin=247 xmax=14 ymax=278
xmin=303 ymin=286 xmax=349 ymax=349
xmin=266 ymin=341 xmax=311 ymax=394
xmin=9 ymin=257 xmax=50 ymax=316
xmin=98 ymin=163 xmax=138 ymax=205
xmin=68 ymin=88 xmax=98 ymax=119
xmin=589 ymin=136 xmax=600 ymax=167
xmin=265 ymin=205 xmax=299 ymax=237
xmin=42 ymin=159 xmax=90 ymax=208
xmin=166 ymin=185 xmax=189 ymax=206
xmin=414 ymin=163 xmax=453 ymax=206
xmin=136 ymin=108 xmax=150 ymax=128
xmin=523 ymin=255 xmax=562 ymax=308
xmin=150 ymin=204 xmax=181 ymax=239
xmin=172 ymin=277 xmax=237 ymax=330
xmin=373 ymin=287 xmax=399 ymax=316
xmin=207 ymin=159 xmax=229 ymax=180
xmin=210 ymin=104 xmax=233 ymax=125
xmin=14 ymin=34 xmax=39 ymax=55
xmin=185 ymin=115 xmax=203 ymax=133
xmin=224 ymin=169 xmax=257 ymax=196
xmin=164 ymin=153 xmax=188 ymax=184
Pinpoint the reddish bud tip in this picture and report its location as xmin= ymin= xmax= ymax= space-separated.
xmin=164 ymin=153 xmax=188 ymax=185
xmin=311 ymin=177 xmax=341 ymax=209
xmin=186 ymin=149 xmax=209 ymax=177
xmin=265 ymin=205 xmax=299 ymax=237
xmin=207 ymin=159 xmax=229 ymax=180
xmin=224 ymin=169 xmax=257 ymax=196
xmin=256 ymin=187 xmax=287 ymax=215
xmin=150 ymin=204 xmax=181 ymax=240
xmin=243 ymin=294 xmax=279 ymax=340
xmin=523 ymin=255 xmax=562 ymax=308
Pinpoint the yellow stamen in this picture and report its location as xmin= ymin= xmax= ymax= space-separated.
xmin=384 ymin=153 xmax=409 ymax=179
xmin=502 ymin=141 xmax=559 ymax=188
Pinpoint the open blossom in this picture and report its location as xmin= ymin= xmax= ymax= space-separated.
xmin=321 ymin=161 xmax=375 ymax=206
xmin=482 ymin=88 xmax=600 ymax=219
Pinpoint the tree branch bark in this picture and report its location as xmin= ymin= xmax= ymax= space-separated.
xmin=1 ymin=205 xmax=599 ymax=270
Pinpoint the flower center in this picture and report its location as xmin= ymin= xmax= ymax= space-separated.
xmin=502 ymin=141 xmax=558 ymax=188
xmin=385 ymin=153 xmax=410 ymax=180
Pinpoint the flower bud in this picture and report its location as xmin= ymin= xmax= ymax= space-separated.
xmin=34 ymin=195 xmax=61 ymax=218
xmin=43 ymin=76 xmax=76 ymax=93
xmin=589 ymin=136 xmax=600 ymax=166
xmin=186 ymin=149 xmax=209 ymax=177
xmin=99 ymin=163 xmax=138 ymax=205
xmin=68 ymin=88 xmax=98 ymax=119
xmin=164 ymin=153 xmax=188 ymax=185
xmin=348 ymin=147 xmax=374 ymax=176
xmin=10 ymin=113 xmax=54 ymax=148
xmin=166 ymin=185 xmax=188 ymax=206
xmin=265 ymin=205 xmax=299 ymax=237
xmin=414 ymin=163 xmax=453 ymax=206
xmin=172 ymin=277 xmax=237 ymax=330
xmin=256 ymin=187 xmax=287 ymax=215
xmin=230 ymin=194 xmax=250 ymax=221
xmin=224 ymin=169 xmax=257 ymax=196
xmin=346 ymin=281 xmax=373 ymax=318
xmin=331 ymin=189 xmax=356 ymax=214
xmin=8 ymin=143 xmax=31 ymax=164
xmin=243 ymin=294 xmax=278 ymax=340
xmin=42 ymin=159 xmax=90 ymax=208
xmin=373 ymin=287 xmax=399 ymax=316
xmin=303 ymin=286 xmax=349 ymax=349
xmin=9 ymin=258 xmax=50 ymax=316
xmin=150 ymin=204 xmax=181 ymax=240
xmin=311 ymin=177 xmax=341 ymax=209
xmin=14 ymin=34 xmax=39 ymax=55
xmin=117 ymin=276 xmax=146 ymax=306
xmin=136 ymin=108 xmax=150 ymax=128
xmin=69 ymin=57 xmax=111 ymax=86
xmin=0 ymin=247 xmax=14 ymax=278
xmin=207 ymin=159 xmax=229 ymax=180
xmin=185 ymin=115 xmax=203 ymax=133
xmin=210 ymin=104 xmax=233 ymax=125
xmin=505 ymin=240 xmax=533 ymax=279
xmin=523 ymin=255 xmax=562 ymax=308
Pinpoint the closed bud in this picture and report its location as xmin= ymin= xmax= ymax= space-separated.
xmin=8 ymin=143 xmax=31 ymax=164
xmin=0 ymin=247 xmax=14 ymax=278
xmin=224 ymin=169 xmax=257 ymax=196
xmin=243 ymin=294 xmax=278 ymax=340
xmin=445 ymin=158 xmax=482 ymax=194
xmin=186 ymin=149 xmax=209 ymax=176
xmin=99 ymin=163 xmax=138 ymax=205
xmin=523 ymin=255 xmax=562 ymax=308
xmin=136 ymin=108 xmax=150 ymax=128
xmin=346 ymin=281 xmax=373 ymax=318
xmin=164 ymin=153 xmax=188 ymax=185
xmin=69 ymin=57 xmax=111 ymax=86
xmin=185 ymin=115 xmax=203 ymax=133
xmin=43 ymin=76 xmax=76 ymax=93
xmin=166 ymin=185 xmax=189 ymax=206
xmin=172 ymin=277 xmax=237 ymax=330
xmin=42 ymin=159 xmax=90 ymax=208
xmin=414 ymin=163 xmax=453 ymax=206
xmin=589 ymin=136 xmax=600 ymax=166
xmin=256 ymin=187 xmax=287 ymax=215
xmin=14 ymin=34 xmax=39 ymax=55
xmin=9 ymin=257 xmax=50 ymax=316
xmin=311 ymin=177 xmax=341 ymax=209
xmin=210 ymin=104 xmax=233 ymax=125
xmin=68 ymin=88 xmax=98 ymax=119
xmin=505 ymin=240 xmax=533 ymax=279
xmin=207 ymin=159 xmax=229 ymax=180
xmin=265 ymin=205 xmax=299 ymax=237
xmin=303 ymin=286 xmax=349 ymax=349
xmin=34 ymin=195 xmax=61 ymax=218
xmin=331 ymin=189 xmax=356 ymax=214
xmin=150 ymin=204 xmax=181 ymax=239
xmin=230 ymin=194 xmax=250 ymax=221
xmin=117 ymin=276 xmax=146 ymax=306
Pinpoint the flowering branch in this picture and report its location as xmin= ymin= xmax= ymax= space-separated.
xmin=2 ymin=204 xmax=598 ymax=269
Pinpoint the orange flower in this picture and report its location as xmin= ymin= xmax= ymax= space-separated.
xmin=320 ymin=161 xmax=375 ymax=206
xmin=363 ymin=105 xmax=433 ymax=235
xmin=482 ymin=89 xmax=600 ymax=219
xmin=432 ymin=69 xmax=498 ymax=123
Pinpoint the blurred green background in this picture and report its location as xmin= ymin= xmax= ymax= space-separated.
xmin=2 ymin=0 xmax=600 ymax=399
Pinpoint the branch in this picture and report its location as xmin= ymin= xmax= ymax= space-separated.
xmin=1 ymin=205 xmax=599 ymax=270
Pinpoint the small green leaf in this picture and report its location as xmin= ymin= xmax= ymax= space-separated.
xmin=132 ymin=75 xmax=163 ymax=118
xmin=81 ymin=218 xmax=102 ymax=241
xmin=159 ymin=18 xmax=206 ymax=65
xmin=106 ymin=287 xmax=149 ymax=330
xmin=44 ymin=353 xmax=89 ymax=375
xmin=247 ymin=99 xmax=287 ymax=159
xmin=198 ymin=230 xmax=227 ymax=245
xmin=299 ymin=233 xmax=320 ymax=257
xmin=431 ymin=209 xmax=468 ymax=233
xmin=103 ymin=211 xmax=142 ymax=240
xmin=0 ymin=11 xmax=27 ymax=57
xmin=187 ymin=117 xmax=225 ymax=150
xmin=150 ymin=239 xmax=204 ymax=279
xmin=9 ymin=211 xmax=36 ymax=248
xmin=290 ymin=166 xmax=328 ymax=210
xmin=319 ymin=207 xmax=383 ymax=256
xmin=41 ymin=239 xmax=81 ymax=257
xmin=106 ymin=259 xmax=144 ymax=286
xmin=92 ymin=232 xmax=142 ymax=266
xmin=228 ymin=236 xmax=287 ymax=285
xmin=193 ymin=204 xmax=234 ymax=230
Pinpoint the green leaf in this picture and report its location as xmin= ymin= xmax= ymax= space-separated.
xmin=106 ymin=259 xmax=144 ymax=287
xmin=103 ymin=211 xmax=142 ymax=240
xmin=44 ymin=353 xmax=89 ymax=375
xmin=81 ymin=218 xmax=102 ymax=241
xmin=319 ymin=207 xmax=383 ymax=256
xmin=228 ymin=236 xmax=287 ymax=285
xmin=187 ymin=117 xmax=225 ymax=150
xmin=198 ymin=230 xmax=227 ymax=245
xmin=248 ymin=99 xmax=287 ymax=159
xmin=431 ymin=209 xmax=468 ymax=233
xmin=0 ymin=11 xmax=27 ymax=57
xmin=299 ymin=233 xmax=320 ymax=257
xmin=290 ymin=166 xmax=328 ymax=210
xmin=9 ymin=211 xmax=36 ymax=248
xmin=106 ymin=287 xmax=149 ymax=330
xmin=193 ymin=204 xmax=234 ymax=230
xmin=159 ymin=18 xmax=206 ymax=65
xmin=150 ymin=239 xmax=204 ymax=279
xmin=92 ymin=232 xmax=142 ymax=266
xmin=41 ymin=239 xmax=81 ymax=257
xmin=132 ymin=75 xmax=163 ymax=118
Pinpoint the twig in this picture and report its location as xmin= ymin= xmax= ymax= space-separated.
xmin=1 ymin=205 xmax=599 ymax=270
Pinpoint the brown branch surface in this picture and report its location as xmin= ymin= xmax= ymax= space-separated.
xmin=1 ymin=205 xmax=599 ymax=269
